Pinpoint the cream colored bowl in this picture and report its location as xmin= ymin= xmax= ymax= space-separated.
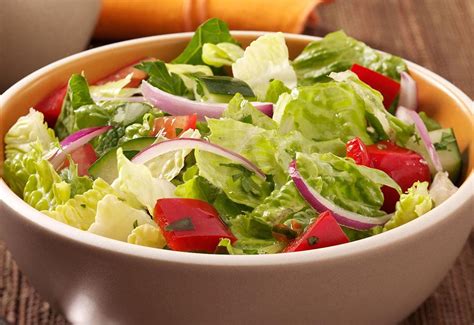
xmin=0 ymin=32 xmax=473 ymax=325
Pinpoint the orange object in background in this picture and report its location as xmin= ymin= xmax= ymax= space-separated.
xmin=94 ymin=0 xmax=332 ymax=40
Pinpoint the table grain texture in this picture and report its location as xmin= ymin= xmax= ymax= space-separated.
xmin=0 ymin=0 xmax=472 ymax=324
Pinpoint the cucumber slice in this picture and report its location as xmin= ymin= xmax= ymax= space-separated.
xmin=406 ymin=128 xmax=462 ymax=182
xmin=89 ymin=137 xmax=156 ymax=183
xmin=194 ymin=76 xmax=256 ymax=103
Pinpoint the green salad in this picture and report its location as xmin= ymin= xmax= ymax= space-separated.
xmin=3 ymin=18 xmax=461 ymax=254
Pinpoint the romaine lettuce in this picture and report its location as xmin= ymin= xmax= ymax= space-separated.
xmin=202 ymin=42 xmax=244 ymax=67
xmin=88 ymin=194 xmax=155 ymax=242
xmin=89 ymin=73 xmax=140 ymax=99
xmin=232 ymin=32 xmax=297 ymax=100
xmin=429 ymin=171 xmax=458 ymax=206
xmin=45 ymin=178 xmax=116 ymax=230
xmin=265 ymin=79 xmax=290 ymax=104
xmin=128 ymin=223 xmax=166 ymax=248
xmin=383 ymin=181 xmax=433 ymax=231
xmin=223 ymin=93 xmax=277 ymax=130
xmin=293 ymin=30 xmax=407 ymax=84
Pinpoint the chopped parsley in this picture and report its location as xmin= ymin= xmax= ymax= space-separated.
xmin=307 ymin=236 xmax=319 ymax=246
xmin=165 ymin=217 xmax=195 ymax=231
xmin=132 ymin=220 xmax=138 ymax=229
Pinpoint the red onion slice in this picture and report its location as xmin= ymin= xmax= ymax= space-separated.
xmin=396 ymin=106 xmax=443 ymax=172
xmin=132 ymin=138 xmax=266 ymax=180
xmin=399 ymin=72 xmax=418 ymax=111
xmin=49 ymin=126 xmax=112 ymax=169
xmin=289 ymin=160 xmax=393 ymax=230
xmin=141 ymin=81 xmax=273 ymax=120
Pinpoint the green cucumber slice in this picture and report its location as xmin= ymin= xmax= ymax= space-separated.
xmin=89 ymin=137 xmax=156 ymax=183
xmin=194 ymin=76 xmax=255 ymax=102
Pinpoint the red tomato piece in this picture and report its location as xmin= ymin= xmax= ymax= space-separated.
xmin=94 ymin=57 xmax=156 ymax=88
xmin=151 ymin=114 xmax=197 ymax=138
xmin=154 ymin=198 xmax=236 ymax=253
xmin=346 ymin=137 xmax=371 ymax=167
xmin=62 ymin=143 xmax=98 ymax=176
xmin=284 ymin=211 xmax=349 ymax=253
xmin=366 ymin=141 xmax=431 ymax=212
xmin=351 ymin=64 xmax=400 ymax=109
xmin=35 ymin=85 xmax=68 ymax=126
xmin=347 ymin=138 xmax=431 ymax=213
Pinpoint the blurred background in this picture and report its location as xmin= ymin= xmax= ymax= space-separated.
xmin=0 ymin=0 xmax=472 ymax=324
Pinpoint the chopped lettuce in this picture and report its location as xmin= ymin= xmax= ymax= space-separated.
xmin=23 ymin=159 xmax=71 ymax=211
xmin=44 ymin=178 xmax=116 ymax=230
xmin=54 ymin=74 xmax=95 ymax=139
xmin=127 ymin=223 xmax=166 ymax=248
xmin=5 ymin=108 xmax=56 ymax=158
xmin=166 ymin=63 xmax=213 ymax=90
xmin=88 ymin=194 xmax=155 ymax=242
xmin=120 ymin=110 xmax=164 ymax=143
xmin=173 ymin=18 xmax=238 ymax=66
xmin=89 ymin=73 xmax=140 ymax=99
xmin=274 ymin=82 xmax=373 ymax=144
xmin=330 ymin=71 xmax=414 ymax=144
xmin=232 ymin=32 xmax=297 ymax=100
xmin=296 ymin=152 xmax=400 ymax=217
xmin=114 ymin=148 xmax=176 ymax=214
xmin=223 ymin=93 xmax=277 ymax=130
xmin=383 ymin=182 xmax=433 ymax=231
xmin=202 ymin=42 xmax=244 ymax=67
xmin=429 ymin=171 xmax=458 ymax=207
xmin=265 ymin=79 xmax=290 ymax=104
xmin=59 ymin=159 xmax=93 ymax=197
xmin=144 ymin=129 xmax=201 ymax=180
xmin=293 ymin=30 xmax=407 ymax=84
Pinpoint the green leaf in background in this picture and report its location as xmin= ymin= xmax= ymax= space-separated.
xmin=296 ymin=152 xmax=398 ymax=217
xmin=383 ymin=181 xmax=433 ymax=231
xmin=293 ymin=30 xmax=407 ymax=85
xmin=54 ymin=74 xmax=95 ymax=139
xmin=265 ymin=79 xmax=291 ymax=104
xmin=172 ymin=18 xmax=238 ymax=65
xmin=223 ymin=93 xmax=277 ymax=130
xmin=202 ymin=42 xmax=244 ymax=67
xmin=135 ymin=60 xmax=188 ymax=96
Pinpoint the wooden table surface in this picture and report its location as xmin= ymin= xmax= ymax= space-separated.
xmin=1 ymin=0 xmax=472 ymax=324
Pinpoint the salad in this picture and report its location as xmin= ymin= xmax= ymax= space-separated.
xmin=3 ymin=18 xmax=461 ymax=254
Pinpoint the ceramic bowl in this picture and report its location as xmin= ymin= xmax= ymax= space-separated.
xmin=0 ymin=32 xmax=472 ymax=325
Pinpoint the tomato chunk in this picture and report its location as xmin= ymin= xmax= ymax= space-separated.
xmin=351 ymin=64 xmax=400 ymax=109
xmin=154 ymin=198 xmax=236 ymax=253
xmin=94 ymin=57 xmax=156 ymax=88
xmin=62 ymin=143 xmax=98 ymax=176
xmin=284 ymin=211 xmax=349 ymax=252
xmin=35 ymin=85 xmax=68 ymax=126
xmin=346 ymin=138 xmax=431 ymax=213
xmin=151 ymin=114 xmax=197 ymax=138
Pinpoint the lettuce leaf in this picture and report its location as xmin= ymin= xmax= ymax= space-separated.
xmin=44 ymin=178 xmax=116 ymax=230
xmin=4 ymin=108 xmax=56 ymax=158
xmin=166 ymin=63 xmax=213 ymax=90
xmin=172 ymin=18 xmax=238 ymax=66
xmin=274 ymin=82 xmax=373 ymax=144
xmin=143 ymin=128 xmax=201 ymax=180
xmin=23 ymin=159 xmax=71 ymax=211
xmin=296 ymin=152 xmax=400 ymax=217
xmin=293 ymin=30 xmax=407 ymax=84
xmin=383 ymin=182 xmax=433 ymax=231
xmin=135 ymin=60 xmax=188 ymax=97
xmin=54 ymin=74 xmax=95 ymax=139
xmin=223 ymin=93 xmax=277 ymax=130
xmin=114 ymin=148 xmax=176 ymax=214
xmin=232 ymin=32 xmax=297 ymax=100
xmin=265 ymin=79 xmax=290 ymax=104
xmin=88 ymin=194 xmax=155 ymax=242
xmin=58 ymin=159 xmax=93 ymax=197
xmin=89 ymin=73 xmax=140 ymax=99
xmin=127 ymin=223 xmax=166 ymax=248
xmin=120 ymin=110 xmax=164 ymax=144
xmin=330 ymin=71 xmax=414 ymax=144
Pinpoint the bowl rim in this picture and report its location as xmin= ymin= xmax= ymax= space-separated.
xmin=1 ymin=31 xmax=473 ymax=266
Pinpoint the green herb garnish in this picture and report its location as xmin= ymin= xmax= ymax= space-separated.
xmin=165 ymin=217 xmax=195 ymax=231
xmin=307 ymin=236 xmax=319 ymax=246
